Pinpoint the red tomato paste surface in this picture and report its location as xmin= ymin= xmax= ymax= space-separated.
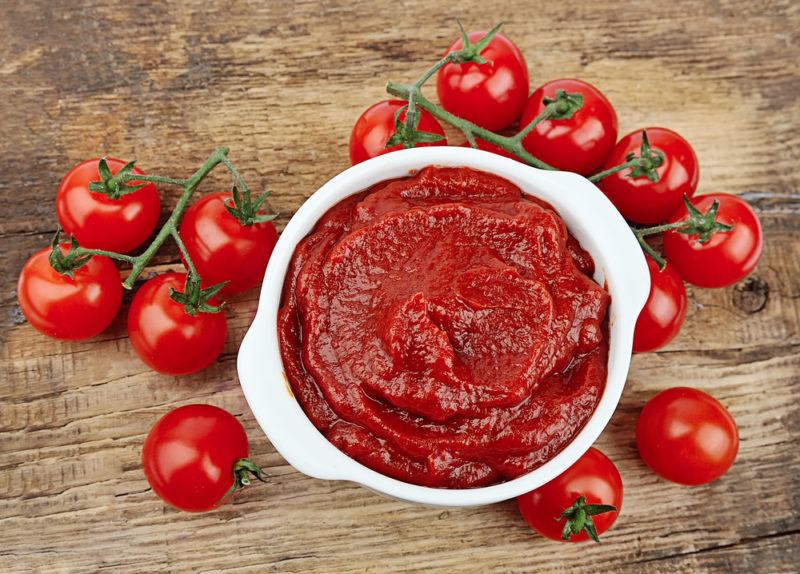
xmin=278 ymin=167 xmax=610 ymax=488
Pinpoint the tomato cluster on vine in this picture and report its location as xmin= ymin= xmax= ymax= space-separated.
xmin=350 ymin=25 xmax=763 ymax=356
xmin=17 ymin=152 xmax=277 ymax=512
xmin=17 ymin=153 xmax=278 ymax=375
xmin=350 ymin=23 xmax=753 ymax=542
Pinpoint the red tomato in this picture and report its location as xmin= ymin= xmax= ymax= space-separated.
xmin=436 ymin=31 xmax=529 ymax=131
xmin=56 ymin=158 xmax=161 ymax=253
xmin=633 ymin=257 xmax=687 ymax=353
xmin=519 ymin=79 xmax=618 ymax=175
xmin=599 ymin=128 xmax=699 ymax=225
xmin=142 ymin=404 xmax=263 ymax=512
xmin=663 ymin=193 xmax=763 ymax=288
xmin=458 ymin=139 xmax=520 ymax=160
xmin=349 ymin=100 xmax=447 ymax=165
xmin=127 ymin=273 xmax=227 ymax=375
xmin=17 ymin=245 xmax=122 ymax=340
xmin=637 ymin=387 xmax=739 ymax=485
xmin=179 ymin=192 xmax=278 ymax=296
xmin=517 ymin=447 xmax=622 ymax=542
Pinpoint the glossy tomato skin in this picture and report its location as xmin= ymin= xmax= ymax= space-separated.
xmin=599 ymin=128 xmax=699 ymax=225
xmin=127 ymin=273 xmax=227 ymax=375
xmin=180 ymin=192 xmax=278 ymax=296
xmin=633 ymin=258 xmax=688 ymax=353
xmin=637 ymin=387 xmax=738 ymax=485
xmin=436 ymin=32 xmax=529 ymax=131
xmin=142 ymin=404 xmax=249 ymax=512
xmin=17 ymin=245 xmax=122 ymax=340
xmin=349 ymin=100 xmax=447 ymax=164
xmin=517 ymin=447 xmax=622 ymax=542
xmin=56 ymin=158 xmax=160 ymax=253
xmin=663 ymin=194 xmax=763 ymax=288
xmin=520 ymin=79 xmax=618 ymax=175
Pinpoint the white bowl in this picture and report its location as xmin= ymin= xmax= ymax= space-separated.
xmin=237 ymin=146 xmax=649 ymax=507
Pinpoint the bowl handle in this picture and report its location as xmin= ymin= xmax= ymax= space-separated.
xmin=237 ymin=324 xmax=352 ymax=482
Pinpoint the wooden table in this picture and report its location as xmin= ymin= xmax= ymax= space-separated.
xmin=2 ymin=1 xmax=798 ymax=572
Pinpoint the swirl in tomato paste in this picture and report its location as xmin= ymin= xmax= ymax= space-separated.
xmin=279 ymin=167 xmax=610 ymax=488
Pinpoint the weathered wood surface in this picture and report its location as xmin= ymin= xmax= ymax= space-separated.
xmin=1 ymin=1 xmax=798 ymax=572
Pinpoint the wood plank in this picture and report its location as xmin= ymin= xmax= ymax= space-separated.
xmin=1 ymin=0 xmax=798 ymax=572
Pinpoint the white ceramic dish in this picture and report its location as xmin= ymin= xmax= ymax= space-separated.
xmin=237 ymin=146 xmax=649 ymax=507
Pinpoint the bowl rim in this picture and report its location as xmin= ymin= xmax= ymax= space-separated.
xmin=237 ymin=146 xmax=650 ymax=507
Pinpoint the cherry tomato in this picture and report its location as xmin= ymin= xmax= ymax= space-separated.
xmin=179 ymin=192 xmax=278 ymax=296
xmin=56 ymin=158 xmax=161 ymax=253
xmin=436 ymin=31 xmax=529 ymax=131
xmin=663 ymin=193 xmax=763 ymax=288
xmin=127 ymin=273 xmax=227 ymax=375
xmin=517 ymin=447 xmax=622 ymax=542
xmin=519 ymin=79 xmax=618 ymax=175
xmin=633 ymin=257 xmax=687 ymax=353
xmin=599 ymin=128 xmax=699 ymax=225
xmin=349 ymin=100 xmax=447 ymax=165
xmin=637 ymin=387 xmax=739 ymax=485
xmin=17 ymin=245 xmax=122 ymax=340
xmin=142 ymin=404 xmax=261 ymax=512
xmin=458 ymin=139 xmax=520 ymax=160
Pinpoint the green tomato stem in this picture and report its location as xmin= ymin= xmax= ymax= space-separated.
xmin=61 ymin=148 xmax=231 ymax=290
xmin=633 ymin=230 xmax=666 ymax=268
xmin=401 ymin=22 xmax=505 ymax=141
xmin=170 ymin=227 xmax=198 ymax=277
xmin=220 ymin=155 xmax=252 ymax=204
xmin=215 ymin=458 xmax=270 ymax=507
xmin=386 ymin=81 xmax=556 ymax=170
xmin=69 ymin=147 xmax=229 ymax=289
xmin=405 ymin=53 xmax=456 ymax=132
xmin=115 ymin=173 xmax=189 ymax=187
xmin=72 ymin=248 xmax=138 ymax=264
xmin=629 ymin=196 xmax=735 ymax=269
xmin=57 ymin=145 xmax=269 ymax=299
xmin=119 ymin=147 xmax=229 ymax=289
xmin=513 ymin=104 xmax=557 ymax=142
xmin=588 ymin=158 xmax=638 ymax=183
xmin=636 ymin=220 xmax=689 ymax=237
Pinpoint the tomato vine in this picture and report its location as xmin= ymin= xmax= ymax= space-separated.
xmin=384 ymin=21 xmax=734 ymax=261
xmin=631 ymin=195 xmax=734 ymax=267
xmin=51 ymin=147 xmax=274 ymax=313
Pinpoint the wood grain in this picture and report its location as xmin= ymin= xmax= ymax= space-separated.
xmin=1 ymin=1 xmax=798 ymax=572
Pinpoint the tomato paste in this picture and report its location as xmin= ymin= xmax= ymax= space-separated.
xmin=278 ymin=167 xmax=610 ymax=488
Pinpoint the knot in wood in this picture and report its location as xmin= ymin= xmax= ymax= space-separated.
xmin=732 ymin=276 xmax=769 ymax=314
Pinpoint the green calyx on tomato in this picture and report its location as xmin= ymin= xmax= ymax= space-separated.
xmin=542 ymin=90 xmax=584 ymax=121
xmin=674 ymin=194 xmax=734 ymax=243
xmin=632 ymin=194 xmax=734 ymax=268
xmin=87 ymin=157 xmax=147 ymax=200
xmin=169 ymin=272 xmax=227 ymax=316
xmin=217 ymin=458 xmax=270 ymax=506
xmin=224 ymin=184 xmax=277 ymax=226
xmin=449 ymin=19 xmax=503 ymax=65
xmin=518 ymin=447 xmax=622 ymax=543
xmin=626 ymin=130 xmax=665 ymax=183
xmin=558 ymin=496 xmax=617 ymax=543
xmin=588 ymin=129 xmax=667 ymax=185
xmin=664 ymin=193 xmax=762 ymax=288
xmin=385 ymin=104 xmax=446 ymax=149
xmin=632 ymin=195 xmax=733 ymax=269
xmin=48 ymin=230 xmax=92 ymax=277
